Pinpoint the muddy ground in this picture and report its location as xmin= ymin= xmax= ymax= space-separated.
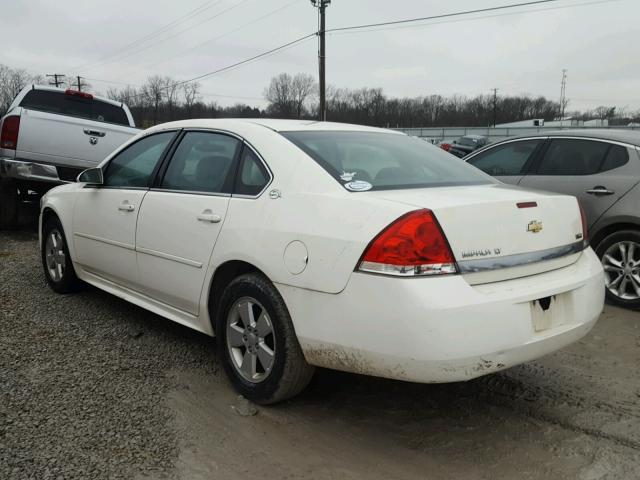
xmin=1 ymin=222 xmax=639 ymax=479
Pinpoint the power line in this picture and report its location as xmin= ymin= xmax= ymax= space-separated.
xmin=86 ymin=77 xmax=265 ymax=101
xmin=72 ymin=0 xmax=223 ymax=71
xmin=174 ymin=33 xmax=317 ymax=86
xmin=326 ymin=0 xmax=619 ymax=36
xmin=80 ymin=0 xmax=252 ymax=73
xmin=325 ymin=0 xmax=562 ymax=34
xmin=90 ymin=0 xmax=617 ymax=101
xmin=134 ymin=0 xmax=300 ymax=74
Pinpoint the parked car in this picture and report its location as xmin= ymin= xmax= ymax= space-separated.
xmin=0 ymin=85 xmax=138 ymax=228
xmin=464 ymin=129 xmax=640 ymax=308
xmin=40 ymin=119 xmax=604 ymax=403
xmin=448 ymin=134 xmax=489 ymax=158
xmin=438 ymin=140 xmax=452 ymax=152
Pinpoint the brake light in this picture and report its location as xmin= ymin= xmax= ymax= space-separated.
xmin=357 ymin=209 xmax=457 ymax=276
xmin=65 ymin=89 xmax=93 ymax=100
xmin=1 ymin=115 xmax=20 ymax=150
xmin=578 ymin=201 xmax=588 ymax=246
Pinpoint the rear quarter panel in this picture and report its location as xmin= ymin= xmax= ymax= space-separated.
xmin=209 ymin=126 xmax=413 ymax=294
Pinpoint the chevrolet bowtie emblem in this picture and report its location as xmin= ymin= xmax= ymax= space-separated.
xmin=527 ymin=220 xmax=543 ymax=233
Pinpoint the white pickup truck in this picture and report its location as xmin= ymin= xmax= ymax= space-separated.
xmin=0 ymin=85 xmax=139 ymax=228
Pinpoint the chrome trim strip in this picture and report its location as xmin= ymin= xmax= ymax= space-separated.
xmin=457 ymin=241 xmax=584 ymax=274
xmin=73 ymin=232 xmax=135 ymax=251
xmin=149 ymin=188 xmax=231 ymax=198
xmin=136 ymin=246 xmax=203 ymax=268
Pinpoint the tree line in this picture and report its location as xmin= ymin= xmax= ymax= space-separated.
xmin=1 ymin=64 xmax=638 ymax=128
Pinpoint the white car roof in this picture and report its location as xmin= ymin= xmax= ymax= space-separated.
xmin=146 ymin=118 xmax=403 ymax=135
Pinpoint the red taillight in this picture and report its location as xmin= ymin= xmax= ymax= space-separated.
xmin=1 ymin=115 xmax=20 ymax=150
xmin=578 ymin=201 xmax=588 ymax=246
xmin=65 ymin=89 xmax=93 ymax=100
xmin=358 ymin=209 xmax=457 ymax=276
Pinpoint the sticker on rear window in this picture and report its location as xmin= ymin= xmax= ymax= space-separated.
xmin=344 ymin=180 xmax=372 ymax=192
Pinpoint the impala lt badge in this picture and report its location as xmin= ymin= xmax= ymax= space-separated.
xmin=527 ymin=220 xmax=543 ymax=233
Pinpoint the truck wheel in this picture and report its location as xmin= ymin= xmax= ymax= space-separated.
xmin=216 ymin=273 xmax=315 ymax=404
xmin=0 ymin=178 xmax=19 ymax=229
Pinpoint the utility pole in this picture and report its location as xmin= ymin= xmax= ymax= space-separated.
xmin=311 ymin=0 xmax=330 ymax=121
xmin=491 ymin=88 xmax=499 ymax=127
xmin=559 ymin=69 xmax=567 ymax=122
xmin=46 ymin=74 xmax=65 ymax=88
xmin=72 ymin=76 xmax=86 ymax=92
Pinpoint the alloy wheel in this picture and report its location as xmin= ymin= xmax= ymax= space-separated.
xmin=45 ymin=229 xmax=66 ymax=282
xmin=602 ymin=240 xmax=640 ymax=301
xmin=226 ymin=296 xmax=276 ymax=383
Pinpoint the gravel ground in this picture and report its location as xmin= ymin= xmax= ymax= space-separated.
xmin=1 ymin=226 xmax=640 ymax=480
xmin=1 ymin=230 xmax=217 ymax=479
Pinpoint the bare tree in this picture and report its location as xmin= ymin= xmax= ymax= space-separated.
xmin=162 ymin=77 xmax=180 ymax=120
xmin=182 ymin=82 xmax=201 ymax=117
xmin=142 ymin=75 xmax=165 ymax=125
xmin=291 ymin=73 xmax=317 ymax=118
xmin=264 ymin=73 xmax=295 ymax=118
xmin=0 ymin=65 xmax=34 ymax=114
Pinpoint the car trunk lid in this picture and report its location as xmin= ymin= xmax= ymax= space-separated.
xmin=367 ymin=184 xmax=585 ymax=284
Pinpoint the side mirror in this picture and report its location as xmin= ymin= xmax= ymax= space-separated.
xmin=77 ymin=167 xmax=103 ymax=185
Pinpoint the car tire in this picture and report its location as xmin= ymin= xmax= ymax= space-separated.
xmin=41 ymin=216 xmax=82 ymax=294
xmin=0 ymin=178 xmax=19 ymax=230
xmin=595 ymin=229 xmax=640 ymax=309
xmin=216 ymin=273 xmax=314 ymax=404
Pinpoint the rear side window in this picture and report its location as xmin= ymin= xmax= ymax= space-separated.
xmin=161 ymin=131 xmax=240 ymax=194
xmin=234 ymin=147 xmax=270 ymax=196
xmin=467 ymin=139 xmax=541 ymax=176
xmin=600 ymin=145 xmax=629 ymax=172
xmin=281 ymin=131 xmax=493 ymax=191
xmin=536 ymin=139 xmax=609 ymax=175
xmin=19 ymin=90 xmax=130 ymax=126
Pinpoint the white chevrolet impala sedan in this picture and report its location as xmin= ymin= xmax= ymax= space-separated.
xmin=39 ymin=119 xmax=604 ymax=403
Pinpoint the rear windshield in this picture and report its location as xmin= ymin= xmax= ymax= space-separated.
xmin=281 ymin=131 xmax=494 ymax=191
xmin=457 ymin=136 xmax=482 ymax=146
xmin=20 ymin=90 xmax=130 ymax=126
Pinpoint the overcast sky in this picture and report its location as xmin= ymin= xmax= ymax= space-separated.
xmin=1 ymin=0 xmax=638 ymax=112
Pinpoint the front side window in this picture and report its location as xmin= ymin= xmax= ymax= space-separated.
xmin=281 ymin=131 xmax=494 ymax=190
xmin=161 ymin=131 xmax=240 ymax=194
xmin=468 ymin=139 xmax=542 ymax=176
xmin=536 ymin=139 xmax=609 ymax=175
xmin=103 ymin=132 xmax=174 ymax=188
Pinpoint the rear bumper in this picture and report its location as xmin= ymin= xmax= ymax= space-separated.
xmin=0 ymin=157 xmax=67 ymax=183
xmin=277 ymin=248 xmax=604 ymax=383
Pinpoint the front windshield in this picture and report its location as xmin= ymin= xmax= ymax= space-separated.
xmin=281 ymin=131 xmax=494 ymax=191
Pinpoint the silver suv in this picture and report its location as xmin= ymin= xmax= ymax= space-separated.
xmin=465 ymin=129 xmax=640 ymax=309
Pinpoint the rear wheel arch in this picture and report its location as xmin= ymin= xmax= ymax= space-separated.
xmin=208 ymin=260 xmax=268 ymax=333
xmin=591 ymin=221 xmax=640 ymax=250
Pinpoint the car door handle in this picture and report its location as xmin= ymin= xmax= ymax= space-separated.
xmin=83 ymin=129 xmax=106 ymax=137
xmin=197 ymin=212 xmax=222 ymax=223
xmin=586 ymin=186 xmax=614 ymax=196
xmin=118 ymin=202 xmax=135 ymax=212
